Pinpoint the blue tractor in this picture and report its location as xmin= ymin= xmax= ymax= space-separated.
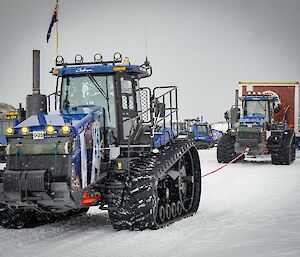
xmin=0 ymin=53 xmax=201 ymax=230
xmin=185 ymin=119 xmax=219 ymax=149
xmin=217 ymin=90 xmax=296 ymax=164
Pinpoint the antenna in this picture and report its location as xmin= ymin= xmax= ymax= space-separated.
xmin=144 ymin=24 xmax=148 ymax=60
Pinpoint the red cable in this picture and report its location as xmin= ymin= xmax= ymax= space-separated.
xmin=202 ymin=147 xmax=250 ymax=178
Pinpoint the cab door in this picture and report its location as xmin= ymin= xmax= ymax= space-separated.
xmin=116 ymin=76 xmax=139 ymax=142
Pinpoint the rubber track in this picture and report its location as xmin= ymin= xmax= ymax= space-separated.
xmin=271 ymin=131 xmax=296 ymax=165
xmin=108 ymin=139 xmax=201 ymax=230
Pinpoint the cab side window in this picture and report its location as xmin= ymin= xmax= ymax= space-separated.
xmin=121 ymin=78 xmax=135 ymax=112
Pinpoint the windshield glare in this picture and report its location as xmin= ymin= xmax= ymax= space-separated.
xmin=60 ymin=75 xmax=116 ymax=128
xmin=244 ymin=100 xmax=268 ymax=118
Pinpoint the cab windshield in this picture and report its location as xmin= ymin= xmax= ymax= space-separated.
xmin=197 ymin=125 xmax=208 ymax=135
xmin=60 ymin=75 xmax=116 ymax=127
xmin=244 ymin=100 xmax=268 ymax=119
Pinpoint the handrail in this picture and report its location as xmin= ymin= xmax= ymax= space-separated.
xmin=124 ymin=85 xmax=178 ymax=174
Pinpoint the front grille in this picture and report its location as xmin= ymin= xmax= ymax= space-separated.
xmin=237 ymin=131 xmax=262 ymax=143
xmin=26 ymin=170 xmax=51 ymax=192
xmin=3 ymin=169 xmax=51 ymax=193
xmin=7 ymin=155 xmax=69 ymax=181
xmin=2 ymin=171 xmax=19 ymax=192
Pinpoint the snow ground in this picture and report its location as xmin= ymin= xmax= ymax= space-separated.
xmin=1 ymin=149 xmax=300 ymax=257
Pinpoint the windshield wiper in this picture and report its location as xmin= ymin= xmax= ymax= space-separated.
xmin=87 ymin=74 xmax=107 ymax=100
xmin=258 ymin=101 xmax=265 ymax=111
xmin=86 ymin=74 xmax=111 ymax=121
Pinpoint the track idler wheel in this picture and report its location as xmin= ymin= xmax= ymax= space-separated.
xmin=165 ymin=204 xmax=172 ymax=220
xmin=178 ymin=151 xmax=195 ymax=213
xmin=159 ymin=205 xmax=165 ymax=222
xmin=176 ymin=201 xmax=183 ymax=216
xmin=171 ymin=202 xmax=177 ymax=218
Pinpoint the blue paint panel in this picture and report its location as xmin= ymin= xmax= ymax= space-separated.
xmin=53 ymin=65 xmax=146 ymax=77
xmin=153 ymin=128 xmax=174 ymax=148
xmin=240 ymin=116 xmax=265 ymax=127
xmin=196 ymin=135 xmax=212 ymax=142
xmin=211 ymin=129 xmax=223 ymax=140
xmin=14 ymin=107 xmax=104 ymax=137
xmin=0 ymin=135 xmax=7 ymax=145
xmin=37 ymin=114 xmax=47 ymax=126
xmin=192 ymin=123 xmax=215 ymax=143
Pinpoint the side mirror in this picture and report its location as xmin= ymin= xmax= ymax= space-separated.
xmin=274 ymin=105 xmax=280 ymax=114
xmin=224 ymin=111 xmax=229 ymax=121
xmin=236 ymin=110 xmax=240 ymax=120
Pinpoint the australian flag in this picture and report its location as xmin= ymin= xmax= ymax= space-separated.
xmin=46 ymin=3 xmax=58 ymax=43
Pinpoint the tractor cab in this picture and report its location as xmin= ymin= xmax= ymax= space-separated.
xmin=240 ymin=95 xmax=278 ymax=126
xmin=51 ymin=53 xmax=152 ymax=146
xmin=195 ymin=122 xmax=211 ymax=137
xmin=184 ymin=119 xmax=215 ymax=149
xmin=240 ymin=93 xmax=279 ymax=129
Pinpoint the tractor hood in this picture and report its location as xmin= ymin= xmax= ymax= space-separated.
xmin=240 ymin=115 xmax=265 ymax=127
xmin=14 ymin=108 xmax=104 ymax=136
xmin=195 ymin=135 xmax=212 ymax=142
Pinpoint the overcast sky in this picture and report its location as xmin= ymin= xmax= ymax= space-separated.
xmin=0 ymin=0 xmax=300 ymax=122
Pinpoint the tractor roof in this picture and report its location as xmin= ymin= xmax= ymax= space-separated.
xmin=51 ymin=53 xmax=151 ymax=78
xmin=52 ymin=64 xmax=149 ymax=78
xmin=240 ymin=95 xmax=278 ymax=101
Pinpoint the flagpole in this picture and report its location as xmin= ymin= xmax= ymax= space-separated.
xmin=56 ymin=0 xmax=59 ymax=57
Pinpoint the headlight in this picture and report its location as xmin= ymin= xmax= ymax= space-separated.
xmin=46 ymin=125 xmax=56 ymax=134
xmin=6 ymin=127 xmax=14 ymax=135
xmin=61 ymin=125 xmax=70 ymax=134
xmin=21 ymin=127 xmax=30 ymax=135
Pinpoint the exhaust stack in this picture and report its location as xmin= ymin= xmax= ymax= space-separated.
xmin=235 ymin=89 xmax=239 ymax=109
xmin=26 ymin=50 xmax=47 ymax=118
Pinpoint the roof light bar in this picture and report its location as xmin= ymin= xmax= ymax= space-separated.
xmin=53 ymin=52 xmax=130 ymax=67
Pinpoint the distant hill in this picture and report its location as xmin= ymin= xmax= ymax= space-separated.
xmin=0 ymin=103 xmax=16 ymax=119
